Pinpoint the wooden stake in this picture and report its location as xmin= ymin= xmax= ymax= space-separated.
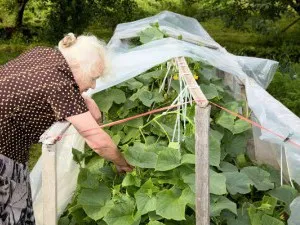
xmin=42 ymin=144 xmax=57 ymax=225
xmin=174 ymin=57 xmax=210 ymax=225
xmin=195 ymin=105 xmax=211 ymax=225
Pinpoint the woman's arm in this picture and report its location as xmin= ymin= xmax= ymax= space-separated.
xmin=66 ymin=111 xmax=133 ymax=172
xmin=81 ymin=94 xmax=102 ymax=123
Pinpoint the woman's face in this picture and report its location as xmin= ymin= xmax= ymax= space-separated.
xmin=73 ymin=60 xmax=104 ymax=93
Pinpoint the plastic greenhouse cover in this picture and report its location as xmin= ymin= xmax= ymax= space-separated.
xmin=30 ymin=11 xmax=300 ymax=223
xmin=288 ymin=196 xmax=300 ymax=225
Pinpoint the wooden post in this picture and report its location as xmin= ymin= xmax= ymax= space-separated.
xmin=175 ymin=57 xmax=210 ymax=225
xmin=195 ymin=105 xmax=211 ymax=225
xmin=40 ymin=121 xmax=71 ymax=225
xmin=42 ymin=144 xmax=57 ymax=225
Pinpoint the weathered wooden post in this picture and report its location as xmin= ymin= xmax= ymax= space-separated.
xmin=39 ymin=121 xmax=71 ymax=225
xmin=175 ymin=57 xmax=210 ymax=225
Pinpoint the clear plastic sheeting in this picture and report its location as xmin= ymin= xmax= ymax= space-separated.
xmin=237 ymin=56 xmax=278 ymax=88
xmin=288 ymin=196 xmax=300 ymax=225
xmin=90 ymin=38 xmax=275 ymax=95
xmin=30 ymin=10 xmax=300 ymax=223
xmin=30 ymin=126 xmax=85 ymax=224
xmin=109 ymin=11 xmax=220 ymax=51
xmin=246 ymin=78 xmax=300 ymax=185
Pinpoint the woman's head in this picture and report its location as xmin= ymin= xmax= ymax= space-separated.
xmin=58 ymin=33 xmax=108 ymax=93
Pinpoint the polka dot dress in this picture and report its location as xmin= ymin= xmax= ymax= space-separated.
xmin=0 ymin=47 xmax=89 ymax=164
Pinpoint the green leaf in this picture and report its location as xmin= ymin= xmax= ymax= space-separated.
xmin=86 ymin=157 xmax=104 ymax=174
xmin=147 ymin=221 xmax=165 ymax=225
xmin=233 ymin=119 xmax=251 ymax=134
xmin=241 ymin=167 xmax=274 ymax=191
xmin=148 ymin=211 xmax=163 ymax=221
xmin=168 ymin=142 xmax=180 ymax=150
xmin=137 ymin=89 xmax=164 ymax=107
xmin=118 ymin=78 xmax=143 ymax=90
xmin=122 ymin=173 xmax=141 ymax=187
xmin=181 ymin=154 xmax=195 ymax=164
xmin=139 ymin=90 xmax=154 ymax=106
xmin=224 ymin=133 xmax=248 ymax=157
xmin=58 ymin=216 xmax=69 ymax=225
xmin=181 ymin=187 xmax=195 ymax=208
xmin=211 ymin=196 xmax=237 ymax=217
xmin=210 ymin=128 xmax=224 ymax=141
xmin=224 ymin=171 xmax=253 ymax=195
xmin=215 ymin=102 xmax=239 ymax=132
xmin=227 ymin=207 xmax=251 ymax=225
xmin=200 ymin=84 xmax=219 ymax=99
xmin=134 ymin=180 xmax=157 ymax=215
xmin=258 ymin=196 xmax=277 ymax=215
xmin=124 ymin=117 xmax=144 ymax=128
xmin=268 ymin=185 xmax=298 ymax=207
xmin=139 ymin=26 xmax=164 ymax=44
xmin=261 ymin=214 xmax=284 ymax=225
xmin=70 ymin=208 xmax=87 ymax=224
xmin=156 ymin=148 xmax=181 ymax=171
xmin=93 ymin=89 xmax=126 ymax=113
xmin=137 ymin=70 xmax=165 ymax=85
xmin=182 ymin=135 xmax=195 ymax=153
xmin=209 ymin=132 xmax=221 ymax=167
xmin=248 ymin=205 xmax=263 ymax=225
xmin=124 ymin=144 xmax=157 ymax=168
xmin=156 ymin=188 xmax=187 ymax=221
xmin=72 ymin=148 xmax=84 ymax=165
xmin=182 ymin=173 xmax=195 ymax=193
xmin=121 ymin=127 xmax=140 ymax=144
xmin=78 ymin=168 xmax=99 ymax=189
xmin=210 ymin=169 xmax=227 ymax=195
xmin=77 ymin=184 xmax=111 ymax=221
xmin=104 ymin=196 xmax=141 ymax=225
xmin=219 ymin=161 xmax=238 ymax=172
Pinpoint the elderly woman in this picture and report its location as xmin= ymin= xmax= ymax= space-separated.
xmin=0 ymin=33 xmax=133 ymax=224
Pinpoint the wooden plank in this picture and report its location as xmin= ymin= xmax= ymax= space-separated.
xmin=195 ymin=105 xmax=211 ymax=225
xmin=42 ymin=144 xmax=57 ymax=225
xmin=175 ymin=56 xmax=211 ymax=225
xmin=40 ymin=121 xmax=71 ymax=145
xmin=40 ymin=121 xmax=71 ymax=225
xmin=174 ymin=57 xmax=209 ymax=108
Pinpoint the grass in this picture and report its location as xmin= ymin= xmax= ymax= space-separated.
xmin=29 ymin=144 xmax=42 ymax=171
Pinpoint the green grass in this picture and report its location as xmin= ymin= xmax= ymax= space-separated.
xmin=29 ymin=144 xmax=42 ymax=171
xmin=0 ymin=44 xmax=26 ymax=64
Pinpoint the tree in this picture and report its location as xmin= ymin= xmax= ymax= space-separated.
xmin=16 ymin=0 xmax=30 ymax=28
xmin=0 ymin=0 xmax=30 ymax=38
xmin=191 ymin=0 xmax=300 ymax=32
xmin=0 ymin=0 xmax=30 ymax=28
xmin=45 ymin=0 xmax=96 ymax=41
xmin=92 ymin=0 xmax=138 ymax=30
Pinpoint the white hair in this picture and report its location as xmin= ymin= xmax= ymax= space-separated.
xmin=58 ymin=33 xmax=109 ymax=78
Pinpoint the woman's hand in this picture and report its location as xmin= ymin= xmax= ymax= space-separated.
xmin=67 ymin=112 xmax=134 ymax=174
xmin=113 ymin=155 xmax=134 ymax=173
xmin=82 ymin=95 xmax=102 ymax=123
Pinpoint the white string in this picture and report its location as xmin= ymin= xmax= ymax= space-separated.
xmin=159 ymin=62 xmax=172 ymax=93
xmin=280 ymin=145 xmax=283 ymax=186
xmin=284 ymin=144 xmax=295 ymax=188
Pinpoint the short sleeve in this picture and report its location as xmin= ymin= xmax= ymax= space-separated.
xmin=47 ymin=81 xmax=89 ymax=121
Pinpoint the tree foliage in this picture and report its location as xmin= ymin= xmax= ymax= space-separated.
xmin=191 ymin=0 xmax=300 ymax=32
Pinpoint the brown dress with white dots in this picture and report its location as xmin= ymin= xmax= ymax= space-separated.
xmin=0 ymin=46 xmax=89 ymax=224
